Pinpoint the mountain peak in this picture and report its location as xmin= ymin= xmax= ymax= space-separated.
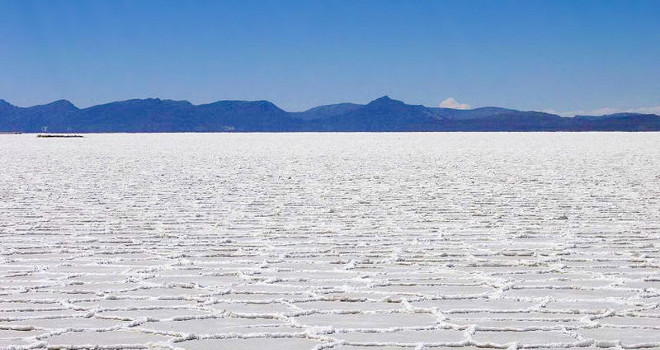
xmin=368 ymin=95 xmax=405 ymax=106
xmin=48 ymin=99 xmax=78 ymax=110
xmin=0 ymin=99 xmax=15 ymax=114
xmin=27 ymin=99 xmax=79 ymax=112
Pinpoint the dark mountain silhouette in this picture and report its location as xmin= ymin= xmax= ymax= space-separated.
xmin=292 ymin=103 xmax=362 ymax=120
xmin=437 ymin=111 xmax=567 ymax=131
xmin=0 ymin=99 xmax=79 ymax=132
xmin=193 ymin=100 xmax=301 ymax=132
xmin=570 ymin=113 xmax=660 ymax=131
xmin=71 ymin=99 xmax=194 ymax=132
xmin=1 ymin=96 xmax=659 ymax=132
xmin=430 ymin=106 xmax=516 ymax=120
xmin=303 ymin=96 xmax=442 ymax=131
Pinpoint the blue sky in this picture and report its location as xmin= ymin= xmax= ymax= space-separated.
xmin=1 ymin=0 xmax=659 ymax=115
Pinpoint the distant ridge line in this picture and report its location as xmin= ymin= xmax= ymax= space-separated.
xmin=2 ymin=96 xmax=660 ymax=132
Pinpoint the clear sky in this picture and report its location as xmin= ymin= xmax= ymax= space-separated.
xmin=1 ymin=0 xmax=659 ymax=115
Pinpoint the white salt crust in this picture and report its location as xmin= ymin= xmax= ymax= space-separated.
xmin=0 ymin=133 xmax=658 ymax=349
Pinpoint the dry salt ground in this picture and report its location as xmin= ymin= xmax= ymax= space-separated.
xmin=0 ymin=132 xmax=659 ymax=350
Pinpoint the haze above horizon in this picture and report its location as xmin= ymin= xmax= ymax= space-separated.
xmin=1 ymin=0 xmax=659 ymax=115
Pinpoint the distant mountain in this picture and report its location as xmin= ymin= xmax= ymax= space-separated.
xmin=570 ymin=113 xmax=660 ymax=131
xmin=430 ymin=106 xmax=516 ymax=120
xmin=1 ymin=96 xmax=659 ymax=132
xmin=291 ymin=103 xmax=363 ymax=120
xmin=193 ymin=100 xmax=301 ymax=132
xmin=437 ymin=111 xmax=567 ymax=131
xmin=71 ymin=99 xmax=194 ymax=132
xmin=0 ymin=99 xmax=79 ymax=133
xmin=303 ymin=96 xmax=442 ymax=131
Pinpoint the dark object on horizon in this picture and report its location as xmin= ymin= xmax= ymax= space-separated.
xmin=37 ymin=134 xmax=84 ymax=138
xmin=2 ymin=97 xmax=660 ymax=132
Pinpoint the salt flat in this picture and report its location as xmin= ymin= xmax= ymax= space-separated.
xmin=0 ymin=133 xmax=658 ymax=350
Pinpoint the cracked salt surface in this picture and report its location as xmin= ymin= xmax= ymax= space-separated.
xmin=0 ymin=132 xmax=659 ymax=350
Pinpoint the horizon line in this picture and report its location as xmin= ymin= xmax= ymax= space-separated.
xmin=2 ymin=96 xmax=660 ymax=118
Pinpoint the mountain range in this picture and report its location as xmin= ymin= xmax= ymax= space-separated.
xmin=1 ymin=96 xmax=659 ymax=132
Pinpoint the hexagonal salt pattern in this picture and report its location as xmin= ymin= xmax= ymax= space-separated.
xmin=1 ymin=133 xmax=659 ymax=349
